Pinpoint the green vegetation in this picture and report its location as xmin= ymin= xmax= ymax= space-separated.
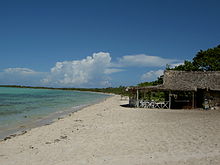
xmin=138 ymin=91 xmax=165 ymax=102
xmin=137 ymin=75 xmax=163 ymax=87
xmin=168 ymin=44 xmax=220 ymax=71
xmin=0 ymin=85 xmax=129 ymax=96
xmin=137 ymin=76 xmax=164 ymax=101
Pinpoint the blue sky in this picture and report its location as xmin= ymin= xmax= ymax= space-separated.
xmin=0 ymin=0 xmax=220 ymax=87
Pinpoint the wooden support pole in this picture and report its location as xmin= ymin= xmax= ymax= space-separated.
xmin=192 ymin=91 xmax=195 ymax=109
xmin=136 ymin=89 xmax=139 ymax=108
xmin=169 ymin=91 xmax=171 ymax=109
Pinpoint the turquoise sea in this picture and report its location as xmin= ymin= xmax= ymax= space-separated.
xmin=0 ymin=87 xmax=109 ymax=139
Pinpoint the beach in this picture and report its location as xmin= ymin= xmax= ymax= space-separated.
xmin=0 ymin=95 xmax=220 ymax=165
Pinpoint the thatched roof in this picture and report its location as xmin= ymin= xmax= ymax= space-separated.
xmin=163 ymin=70 xmax=220 ymax=91
xmin=129 ymin=70 xmax=220 ymax=92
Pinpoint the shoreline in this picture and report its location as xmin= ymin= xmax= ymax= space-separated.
xmin=0 ymin=95 xmax=220 ymax=165
xmin=0 ymin=94 xmax=112 ymax=141
xmin=0 ymin=85 xmax=124 ymax=96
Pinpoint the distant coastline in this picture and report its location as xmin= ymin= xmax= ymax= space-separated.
xmin=0 ymin=85 xmax=128 ymax=95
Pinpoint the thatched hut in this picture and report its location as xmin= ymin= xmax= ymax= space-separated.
xmin=128 ymin=70 xmax=220 ymax=109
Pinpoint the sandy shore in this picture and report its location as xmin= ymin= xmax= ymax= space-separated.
xmin=0 ymin=95 xmax=220 ymax=165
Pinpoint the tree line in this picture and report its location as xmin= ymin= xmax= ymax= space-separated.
xmin=138 ymin=44 xmax=220 ymax=87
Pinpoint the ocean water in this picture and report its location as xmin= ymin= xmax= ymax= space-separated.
xmin=0 ymin=87 xmax=109 ymax=139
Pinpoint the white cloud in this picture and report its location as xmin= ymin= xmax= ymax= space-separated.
xmin=141 ymin=69 xmax=164 ymax=81
xmin=169 ymin=62 xmax=184 ymax=68
xmin=43 ymin=52 xmax=114 ymax=87
xmin=104 ymin=68 xmax=125 ymax=74
xmin=115 ymin=54 xmax=178 ymax=67
xmin=4 ymin=68 xmax=38 ymax=75
xmin=0 ymin=68 xmax=45 ymax=86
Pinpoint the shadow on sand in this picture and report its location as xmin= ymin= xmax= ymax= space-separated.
xmin=120 ymin=104 xmax=133 ymax=108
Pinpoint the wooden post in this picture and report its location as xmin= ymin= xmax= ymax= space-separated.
xmin=169 ymin=91 xmax=171 ymax=109
xmin=192 ymin=91 xmax=195 ymax=109
xmin=136 ymin=89 xmax=139 ymax=108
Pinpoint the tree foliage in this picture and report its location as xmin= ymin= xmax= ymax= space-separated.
xmin=170 ymin=45 xmax=220 ymax=71
xmin=137 ymin=76 xmax=164 ymax=101
xmin=193 ymin=45 xmax=220 ymax=71
xmin=138 ymin=75 xmax=163 ymax=87
xmin=0 ymin=85 xmax=129 ymax=96
xmin=167 ymin=60 xmax=198 ymax=71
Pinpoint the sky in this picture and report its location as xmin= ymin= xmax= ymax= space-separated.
xmin=0 ymin=0 xmax=220 ymax=87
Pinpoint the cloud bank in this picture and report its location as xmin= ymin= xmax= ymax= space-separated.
xmin=0 ymin=68 xmax=46 ymax=86
xmin=116 ymin=54 xmax=177 ymax=67
xmin=141 ymin=69 xmax=164 ymax=81
xmin=42 ymin=52 xmax=114 ymax=87
xmin=0 ymin=52 xmax=181 ymax=87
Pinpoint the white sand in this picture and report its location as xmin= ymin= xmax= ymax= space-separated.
xmin=0 ymin=95 xmax=220 ymax=165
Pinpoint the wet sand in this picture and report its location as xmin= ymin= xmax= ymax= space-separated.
xmin=0 ymin=95 xmax=220 ymax=165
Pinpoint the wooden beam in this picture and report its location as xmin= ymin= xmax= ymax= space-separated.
xmin=192 ymin=91 xmax=195 ymax=109
xmin=169 ymin=91 xmax=171 ymax=109
xmin=136 ymin=89 xmax=139 ymax=108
